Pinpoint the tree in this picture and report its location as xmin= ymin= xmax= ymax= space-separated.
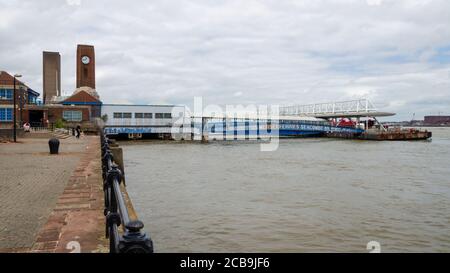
xmin=55 ymin=118 xmax=65 ymax=129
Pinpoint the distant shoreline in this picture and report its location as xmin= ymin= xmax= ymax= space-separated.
xmin=383 ymin=124 xmax=450 ymax=128
xmin=409 ymin=125 xmax=450 ymax=128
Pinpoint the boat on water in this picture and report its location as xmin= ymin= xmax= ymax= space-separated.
xmin=206 ymin=116 xmax=364 ymax=140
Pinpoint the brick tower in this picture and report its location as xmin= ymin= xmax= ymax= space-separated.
xmin=43 ymin=51 xmax=61 ymax=104
xmin=76 ymin=45 xmax=95 ymax=89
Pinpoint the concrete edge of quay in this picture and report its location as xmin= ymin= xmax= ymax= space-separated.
xmin=29 ymin=135 xmax=139 ymax=253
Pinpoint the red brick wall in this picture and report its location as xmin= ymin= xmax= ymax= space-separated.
xmin=0 ymin=89 xmax=29 ymax=106
xmin=76 ymin=45 xmax=96 ymax=89
xmin=47 ymin=107 xmax=90 ymax=123
xmin=17 ymin=106 xmax=91 ymax=127
xmin=1 ymin=90 xmax=26 ymax=128
xmin=0 ymin=107 xmax=29 ymax=128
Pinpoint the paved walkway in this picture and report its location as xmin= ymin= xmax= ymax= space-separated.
xmin=0 ymin=136 xmax=107 ymax=252
xmin=31 ymin=136 xmax=108 ymax=253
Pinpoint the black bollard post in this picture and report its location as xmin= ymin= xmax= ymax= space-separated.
xmin=49 ymin=138 xmax=60 ymax=154
xmin=118 ymin=220 xmax=154 ymax=253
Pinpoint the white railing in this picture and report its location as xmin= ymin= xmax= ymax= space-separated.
xmin=280 ymin=99 xmax=377 ymax=116
xmin=54 ymin=128 xmax=71 ymax=135
xmin=30 ymin=127 xmax=49 ymax=132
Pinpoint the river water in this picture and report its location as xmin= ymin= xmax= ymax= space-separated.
xmin=121 ymin=128 xmax=450 ymax=253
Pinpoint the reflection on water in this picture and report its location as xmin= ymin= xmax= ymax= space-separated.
xmin=121 ymin=128 xmax=450 ymax=252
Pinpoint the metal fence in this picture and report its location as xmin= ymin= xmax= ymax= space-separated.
xmin=280 ymin=99 xmax=378 ymax=116
xmin=100 ymin=131 xmax=153 ymax=253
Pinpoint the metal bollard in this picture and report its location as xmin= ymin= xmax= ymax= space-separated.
xmin=119 ymin=220 xmax=154 ymax=253
xmin=48 ymin=138 xmax=60 ymax=154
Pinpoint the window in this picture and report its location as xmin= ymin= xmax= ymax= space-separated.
xmin=114 ymin=112 xmax=132 ymax=119
xmin=63 ymin=111 xmax=82 ymax=122
xmin=156 ymin=113 xmax=171 ymax=119
xmin=0 ymin=89 xmax=13 ymax=100
xmin=135 ymin=113 xmax=152 ymax=119
xmin=28 ymin=94 xmax=38 ymax=104
xmin=0 ymin=108 xmax=13 ymax=121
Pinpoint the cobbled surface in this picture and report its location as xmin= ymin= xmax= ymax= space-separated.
xmin=0 ymin=137 xmax=88 ymax=250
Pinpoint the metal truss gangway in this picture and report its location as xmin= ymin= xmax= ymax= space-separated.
xmin=280 ymin=99 xmax=395 ymax=119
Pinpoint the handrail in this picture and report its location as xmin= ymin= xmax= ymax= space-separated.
xmin=100 ymin=130 xmax=153 ymax=253
xmin=280 ymin=99 xmax=378 ymax=116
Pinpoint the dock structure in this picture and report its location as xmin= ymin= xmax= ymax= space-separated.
xmin=100 ymin=99 xmax=431 ymax=141
xmin=192 ymin=99 xmax=392 ymax=141
xmin=279 ymin=99 xmax=395 ymax=119
xmin=197 ymin=115 xmax=364 ymax=141
xmin=357 ymin=128 xmax=432 ymax=141
xmin=280 ymin=99 xmax=394 ymax=132
xmin=280 ymin=99 xmax=431 ymax=141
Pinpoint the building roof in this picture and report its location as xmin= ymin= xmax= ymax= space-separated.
xmin=25 ymin=104 xmax=91 ymax=110
xmin=78 ymin=44 xmax=95 ymax=48
xmin=61 ymin=88 xmax=102 ymax=105
xmin=28 ymin=89 xmax=40 ymax=96
xmin=0 ymin=71 xmax=26 ymax=86
xmin=72 ymin=86 xmax=100 ymax=99
xmin=43 ymin=51 xmax=61 ymax=55
xmin=0 ymin=71 xmax=40 ymax=96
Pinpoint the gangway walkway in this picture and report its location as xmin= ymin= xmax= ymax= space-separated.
xmin=280 ymin=99 xmax=395 ymax=119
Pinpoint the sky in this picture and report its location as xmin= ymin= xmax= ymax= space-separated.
xmin=1 ymin=0 xmax=450 ymax=120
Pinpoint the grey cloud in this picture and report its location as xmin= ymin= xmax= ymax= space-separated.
xmin=1 ymin=0 xmax=450 ymax=120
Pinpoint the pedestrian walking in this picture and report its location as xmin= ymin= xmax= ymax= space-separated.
xmin=76 ymin=125 xmax=81 ymax=139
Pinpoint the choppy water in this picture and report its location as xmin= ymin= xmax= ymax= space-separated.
xmin=121 ymin=128 xmax=450 ymax=253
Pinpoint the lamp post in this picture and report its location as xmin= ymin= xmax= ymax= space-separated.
xmin=19 ymin=86 xmax=24 ymax=126
xmin=13 ymin=74 xmax=22 ymax=142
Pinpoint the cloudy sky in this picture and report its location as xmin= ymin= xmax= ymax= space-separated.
xmin=1 ymin=0 xmax=449 ymax=120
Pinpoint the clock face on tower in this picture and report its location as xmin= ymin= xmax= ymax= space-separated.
xmin=81 ymin=55 xmax=90 ymax=65
xmin=76 ymin=45 xmax=95 ymax=89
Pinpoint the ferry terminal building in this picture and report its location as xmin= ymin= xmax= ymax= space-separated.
xmin=1 ymin=45 xmax=188 ymax=139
